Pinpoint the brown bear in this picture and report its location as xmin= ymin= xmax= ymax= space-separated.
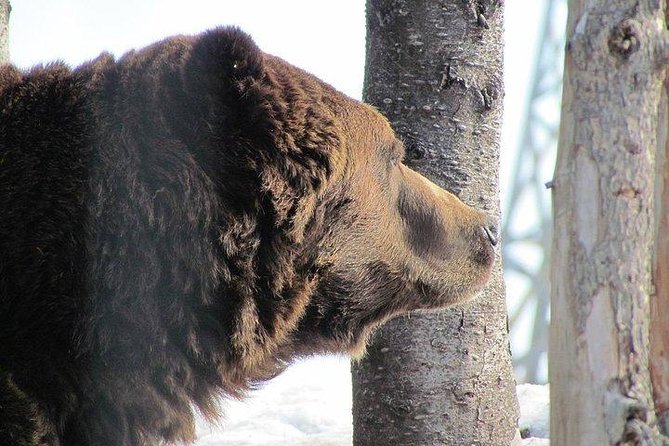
xmin=0 ymin=27 xmax=497 ymax=446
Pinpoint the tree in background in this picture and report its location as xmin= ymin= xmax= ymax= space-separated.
xmin=0 ymin=0 xmax=8 ymax=63
xmin=652 ymin=4 xmax=669 ymax=430
xmin=351 ymin=1 xmax=518 ymax=444
xmin=652 ymin=70 xmax=669 ymax=436
xmin=550 ymin=0 xmax=669 ymax=444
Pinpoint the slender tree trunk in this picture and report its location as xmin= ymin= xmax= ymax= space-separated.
xmin=550 ymin=1 xmax=669 ymax=444
xmin=0 ymin=0 xmax=9 ymax=63
xmin=651 ymin=7 xmax=669 ymax=429
xmin=351 ymin=1 xmax=518 ymax=445
xmin=651 ymin=58 xmax=669 ymax=438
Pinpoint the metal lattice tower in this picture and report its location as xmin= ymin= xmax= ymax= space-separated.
xmin=503 ymin=0 xmax=567 ymax=383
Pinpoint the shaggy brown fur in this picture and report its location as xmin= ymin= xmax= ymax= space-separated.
xmin=0 ymin=27 xmax=497 ymax=445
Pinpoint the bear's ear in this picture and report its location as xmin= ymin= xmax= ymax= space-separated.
xmin=185 ymin=26 xmax=266 ymax=99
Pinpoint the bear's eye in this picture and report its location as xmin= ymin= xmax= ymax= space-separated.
xmin=385 ymin=141 xmax=406 ymax=169
xmin=389 ymin=147 xmax=405 ymax=167
xmin=390 ymin=153 xmax=402 ymax=166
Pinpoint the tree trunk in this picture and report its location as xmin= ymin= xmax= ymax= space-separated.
xmin=651 ymin=55 xmax=669 ymax=438
xmin=550 ymin=1 xmax=669 ymax=444
xmin=0 ymin=0 xmax=9 ymax=63
xmin=351 ymin=1 xmax=518 ymax=445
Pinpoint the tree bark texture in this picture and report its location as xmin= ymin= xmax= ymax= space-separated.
xmin=351 ymin=1 xmax=518 ymax=445
xmin=0 ymin=0 xmax=9 ymax=64
xmin=550 ymin=1 xmax=669 ymax=444
xmin=651 ymin=60 xmax=669 ymax=438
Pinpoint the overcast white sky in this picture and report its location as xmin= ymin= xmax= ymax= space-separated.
xmin=8 ymin=0 xmax=367 ymax=98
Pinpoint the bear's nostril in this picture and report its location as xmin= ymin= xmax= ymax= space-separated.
xmin=483 ymin=222 xmax=499 ymax=246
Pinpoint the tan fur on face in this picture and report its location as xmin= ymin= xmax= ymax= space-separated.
xmin=285 ymin=94 xmax=495 ymax=355
xmin=327 ymin=104 xmax=493 ymax=306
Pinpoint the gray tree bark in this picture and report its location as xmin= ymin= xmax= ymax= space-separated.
xmin=550 ymin=1 xmax=669 ymax=444
xmin=0 ymin=0 xmax=9 ymax=63
xmin=652 ymin=73 xmax=669 ymax=436
xmin=351 ymin=1 xmax=519 ymax=445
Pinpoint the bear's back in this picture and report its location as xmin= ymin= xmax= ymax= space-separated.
xmin=0 ymin=62 xmax=93 ymax=360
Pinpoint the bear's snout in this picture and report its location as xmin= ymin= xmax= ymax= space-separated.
xmin=398 ymin=165 xmax=495 ymax=263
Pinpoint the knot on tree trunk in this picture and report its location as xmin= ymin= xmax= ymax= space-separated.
xmin=609 ymin=18 xmax=641 ymax=59
xmin=621 ymin=417 xmax=662 ymax=446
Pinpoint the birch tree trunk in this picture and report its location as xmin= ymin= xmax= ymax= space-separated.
xmin=351 ymin=1 xmax=519 ymax=445
xmin=550 ymin=1 xmax=669 ymax=444
xmin=0 ymin=0 xmax=9 ymax=63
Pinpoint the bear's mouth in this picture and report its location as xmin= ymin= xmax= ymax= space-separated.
xmin=290 ymin=258 xmax=492 ymax=356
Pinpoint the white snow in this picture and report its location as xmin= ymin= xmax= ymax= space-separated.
xmin=517 ymin=383 xmax=550 ymax=445
xmin=193 ymin=356 xmax=550 ymax=446
xmin=195 ymin=356 xmax=352 ymax=446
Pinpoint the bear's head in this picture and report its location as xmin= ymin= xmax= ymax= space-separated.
xmin=181 ymin=28 xmax=496 ymax=362
xmin=290 ymin=102 xmax=497 ymax=356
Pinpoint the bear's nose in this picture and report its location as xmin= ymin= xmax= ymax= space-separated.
xmin=482 ymin=218 xmax=499 ymax=246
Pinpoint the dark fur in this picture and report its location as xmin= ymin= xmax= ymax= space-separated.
xmin=0 ymin=27 xmax=495 ymax=445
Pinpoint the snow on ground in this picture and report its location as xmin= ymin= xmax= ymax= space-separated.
xmin=193 ymin=356 xmax=549 ymax=446
xmin=517 ymin=384 xmax=550 ymax=444
xmin=195 ymin=356 xmax=352 ymax=446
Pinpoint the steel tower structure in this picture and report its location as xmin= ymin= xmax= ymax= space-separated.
xmin=503 ymin=0 xmax=566 ymax=383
